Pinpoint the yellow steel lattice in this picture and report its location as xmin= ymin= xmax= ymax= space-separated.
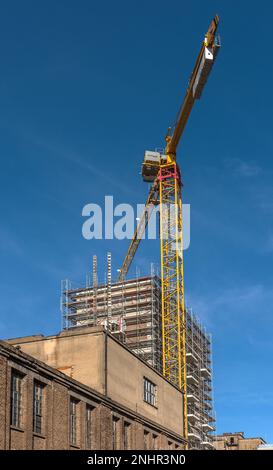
xmin=159 ymin=162 xmax=188 ymax=443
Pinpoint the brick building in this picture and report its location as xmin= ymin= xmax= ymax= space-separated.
xmin=213 ymin=432 xmax=266 ymax=450
xmin=1 ymin=327 xmax=186 ymax=450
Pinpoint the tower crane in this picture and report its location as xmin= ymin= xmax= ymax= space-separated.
xmin=118 ymin=16 xmax=220 ymax=444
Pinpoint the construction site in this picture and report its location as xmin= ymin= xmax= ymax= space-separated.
xmin=59 ymin=14 xmax=220 ymax=449
xmin=61 ymin=256 xmax=215 ymax=449
xmin=1 ymin=1 xmax=273 ymax=458
xmin=0 ymin=15 xmax=222 ymax=451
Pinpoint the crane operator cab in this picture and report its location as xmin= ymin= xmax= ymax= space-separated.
xmin=142 ymin=151 xmax=167 ymax=182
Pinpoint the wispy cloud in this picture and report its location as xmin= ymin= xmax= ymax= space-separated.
xmin=187 ymin=283 xmax=273 ymax=327
xmin=0 ymin=228 xmax=25 ymax=258
xmin=15 ymin=128 xmax=137 ymax=198
xmin=246 ymin=333 xmax=273 ymax=352
xmin=225 ymin=157 xmax=262 ymax=178
xmin=0 ymin=226 xmax=85 ymax=283
xmin=217 ymin=390 xmax=273 ymax=407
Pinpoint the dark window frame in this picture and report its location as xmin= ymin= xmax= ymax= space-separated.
xmin=70 ymin=398 xmax=78 ymax=446
xmin=11 ymin=371 xmax=24 ymax=428
xmin=86 ymin=405 xmax=93 ymax=449
xmin=124 ymin=421 xmax=131 ymax=450
xmin=143 ymin=377 xmax=157 ymax=407
xmin=33 ymin=381 xmax=44 ymax=434
xmin=112 ymin=416 xmax=119 ymax=450
xmin=152 ymin=433 xmax=158 ymax=450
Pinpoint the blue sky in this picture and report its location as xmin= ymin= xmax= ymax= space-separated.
xmin=0 ymin=0 xmax=273 ymax=442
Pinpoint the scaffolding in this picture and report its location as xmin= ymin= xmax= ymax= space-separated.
xmin=61 ymin=267 xmax=161 ymax=368
xmin=185 ymin=309 xmax=215 ymax=449
xmin=60 ymin=257 xmax=215 ymax=449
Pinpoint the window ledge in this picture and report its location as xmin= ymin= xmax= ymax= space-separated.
xmin=143 ymin=400 xmax=158 ymax=410
xmin=70 ymin=444 xmax=81 ymax=449
xmin=10 ymin=425 xmax=24 ymax=433
xmin=33 ymin=432 xmax=46 ymax=439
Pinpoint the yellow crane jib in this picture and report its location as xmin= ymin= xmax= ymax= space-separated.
xmin=165 ymin=14 xmax=220 ymax=158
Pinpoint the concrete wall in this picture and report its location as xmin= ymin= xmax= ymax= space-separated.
xmin=9 ymin=328 xmax=105 ymax=395
xmin=107 ymin=335 xmax=183 ymax=436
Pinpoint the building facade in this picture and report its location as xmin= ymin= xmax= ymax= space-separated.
xmin=61 ymin=275 xmax=215 ymax=449
xmin=213 ymin=432 xmax=266 ymax=450
xmin=3 ymin=328 xmax=186 ymax=450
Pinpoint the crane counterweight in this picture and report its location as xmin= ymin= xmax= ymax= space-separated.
xmin=142 ymin=151 xmax=167 ymax=182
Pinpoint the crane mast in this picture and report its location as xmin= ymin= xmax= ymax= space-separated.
xmin=119 ymin=16 xmax=220 ymax=446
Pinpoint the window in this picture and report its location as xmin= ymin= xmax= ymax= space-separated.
xmin=144 ymin=377 xmax=157 ymax=407
xmin=70 ymin=398 xmax=78 ymax=446
xmin=33 ymin=382 xmax=44 ymax=434
xmin=112 ymin=416 xmax=119 ymax=450
xmin=11 ymin=372 xmax=23 ymax=428
xmin=86 ymin=405 xmax=93 ymax=449
xmin=168 ymin=440 xmax=173 ymax=450
xmin=124 ymin=422 xmax=131 ymax=450
xmin=144 ymin=430 xmax=149 ymax=450
xmin=152 ymin=434 xmax=158 ymax=450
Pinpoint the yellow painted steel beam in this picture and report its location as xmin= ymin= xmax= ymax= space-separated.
xmin=166 ymin=15 xmax=220 ymax=158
